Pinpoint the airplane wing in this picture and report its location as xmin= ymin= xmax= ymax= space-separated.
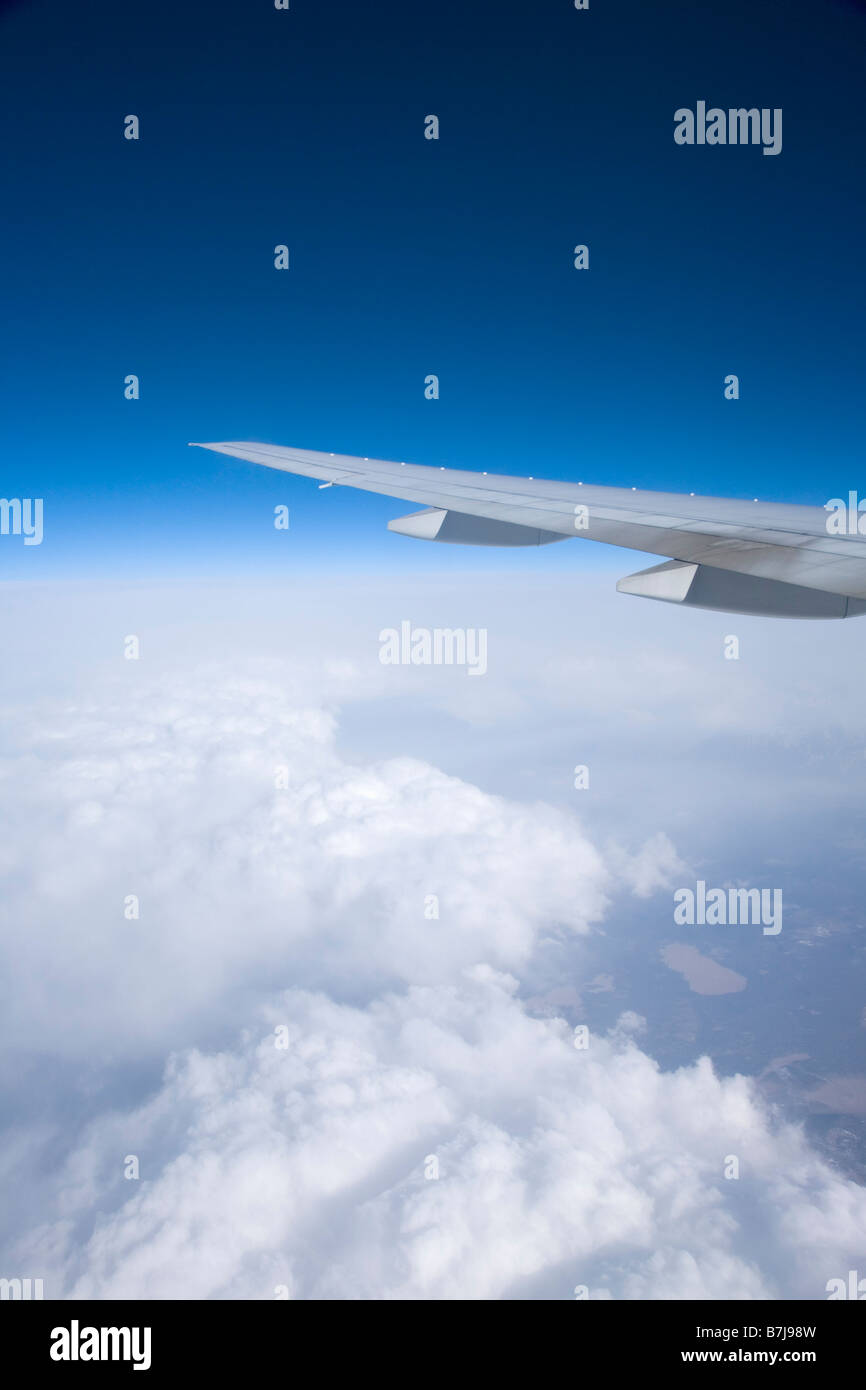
xmin=189 ymin=440 xmax=866 ymax=619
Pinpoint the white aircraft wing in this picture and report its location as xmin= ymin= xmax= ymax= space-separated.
xmin=190 ymin=440 xmax=866 ymax=618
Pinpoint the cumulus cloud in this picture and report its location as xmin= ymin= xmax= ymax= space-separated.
xmin=11 ymin=970 xmax=866 ymax=1301
xmin=0 ymin=669 xmax=620 ymax=1066
xmin=0 ymin=579 xmax=864 ymax=1300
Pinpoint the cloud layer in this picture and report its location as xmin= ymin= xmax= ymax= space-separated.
xmin=1 ymin=578 xmax=865 ymax=1299
xmin=14 ymin=971 xmax=866 ymax=1301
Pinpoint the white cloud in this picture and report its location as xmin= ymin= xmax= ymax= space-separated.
xmin=1 ymin=578 xmax=864 ymax=1301
xmin=11 ymin=970 xmax=866 ymax=1301
xmin=0 ymin=669 xmax=620 ymax=1065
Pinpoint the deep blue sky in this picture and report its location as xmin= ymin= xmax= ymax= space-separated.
xmin=1 ymin=0 xmax=865 ymax=576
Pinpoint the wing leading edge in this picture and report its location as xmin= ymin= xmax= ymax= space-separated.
xmin=190 ymin=441 xmax=866 ymax=618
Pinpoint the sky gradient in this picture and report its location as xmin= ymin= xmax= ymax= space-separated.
xmin=2 ymin=0 xmax=865 ymax=576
